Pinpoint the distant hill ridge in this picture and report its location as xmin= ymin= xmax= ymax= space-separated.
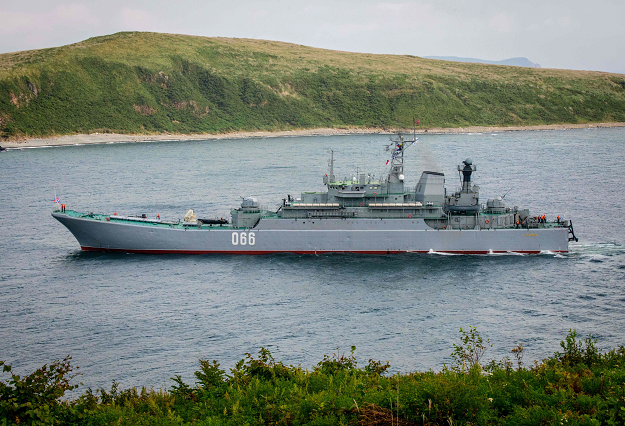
xmin=0 ymin=32 xmax=624 ymax=139
xmin=424 ymin=56 xmax=541 ymax=68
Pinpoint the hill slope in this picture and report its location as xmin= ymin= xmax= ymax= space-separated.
xmin=424 ymin=56 xmax=541 ymax=68
xmin=1 ymin=32 xmax=624 ymax=139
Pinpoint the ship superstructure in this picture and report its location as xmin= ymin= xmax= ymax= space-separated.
xmin=52 ymin=135 xmax=577 ymax=254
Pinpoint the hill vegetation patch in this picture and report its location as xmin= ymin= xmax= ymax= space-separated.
xmin=1 ymin=32 xmax=624 ymax=140
xmin=2 ymin=329 xmax=624 ymax=425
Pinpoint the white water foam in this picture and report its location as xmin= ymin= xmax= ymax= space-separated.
xmin=427 ymin=249 xmax=458 ymax=256
xmin=570 ymin=242 xmax=625 ymax=256
xmin=485 ymin=250 xmax=519 ymax=256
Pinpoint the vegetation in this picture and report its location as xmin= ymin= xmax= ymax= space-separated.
xmin=2 ymin=329 xmax=625 ymax=425
xmin=1 ymin=32 xmax=625 ymax=140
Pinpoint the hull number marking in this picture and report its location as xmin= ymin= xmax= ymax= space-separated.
xmin=232 ymin=232 xmax=255 ymax=245
xmin=524 ymin=233 xmax=537 ymax=237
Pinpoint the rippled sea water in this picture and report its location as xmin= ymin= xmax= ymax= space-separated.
xmin=1 ymin=128 xmax=624 ymax=392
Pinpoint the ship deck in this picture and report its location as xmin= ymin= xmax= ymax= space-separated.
xmin=57 ymin=209 xmax=568 ymax=231
xmin=58 ymin=210 xmax=242 ymax=230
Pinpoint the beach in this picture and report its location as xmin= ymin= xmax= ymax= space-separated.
xmin=1 ymin=122 xmax=624 ymax=149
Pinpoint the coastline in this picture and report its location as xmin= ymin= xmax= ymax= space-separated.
xmin=1 ymin=122 xmax=624 ymax=149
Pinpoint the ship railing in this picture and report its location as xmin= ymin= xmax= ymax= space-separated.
xmin=113 ymin=215 xmax=163 ymax=223
xmin=368 ymin=202 xmax=423 ymax=208
xmin=288 ymin=203 xmax=340 ymax=208
xmin=307 ymin=211 xmax=356 ymax=218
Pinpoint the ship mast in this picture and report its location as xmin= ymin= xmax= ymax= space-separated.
xmin=323 ymin=149 xmax=336 ymax=186
xmin=385 ymin=133 xmax=418 ymax=183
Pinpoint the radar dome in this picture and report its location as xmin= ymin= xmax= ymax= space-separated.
xmin=464 ymin=158 xmax=473 ymax=165
xmin=241 ymin=197 xmax=259 ymax=208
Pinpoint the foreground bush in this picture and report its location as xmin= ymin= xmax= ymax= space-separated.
xmin=2 ymin=330 xmax=624 ymax=425
xmin=0 ymin=356 xmax=78 ymax=425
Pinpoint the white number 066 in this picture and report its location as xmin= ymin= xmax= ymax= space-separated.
xmin=231 ymin=232 xmax=255 ymax=246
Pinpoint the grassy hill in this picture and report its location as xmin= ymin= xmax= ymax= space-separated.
xmin=1 ymin=32 xmax=625 ymax=139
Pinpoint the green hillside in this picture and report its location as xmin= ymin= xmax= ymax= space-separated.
xmin=1 ymin=31 xmax=625 ymax=139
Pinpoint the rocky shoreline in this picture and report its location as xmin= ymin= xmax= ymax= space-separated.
xmin=1 ymin=122 xmax=624 ymax=149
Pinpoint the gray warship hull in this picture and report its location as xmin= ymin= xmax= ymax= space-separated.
xmin=52 ymin=213 xmax=570 ymax=254
xmin=52 ymin=136 xmax=577 ymax=254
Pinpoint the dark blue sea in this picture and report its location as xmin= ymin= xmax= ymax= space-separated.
xmin=1 ymin=128 xmax=624 ymax=392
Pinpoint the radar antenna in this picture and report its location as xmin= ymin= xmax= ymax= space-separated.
xmin=457 ymin=158 xmax=476 ymax=192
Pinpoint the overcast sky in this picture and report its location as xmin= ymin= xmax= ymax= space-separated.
xmin=1 ymin=0 xmax=624 ymax=74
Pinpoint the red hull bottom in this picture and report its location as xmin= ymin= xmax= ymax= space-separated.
xmin=81 ymin=246 xmax=567 ymax=255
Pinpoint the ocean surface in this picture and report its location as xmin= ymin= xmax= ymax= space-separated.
xmin=1 ymin=128 xmax=624 ymax=393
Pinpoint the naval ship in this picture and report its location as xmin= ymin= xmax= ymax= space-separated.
xmin=52 ymin=135 xmax=577 ymax=254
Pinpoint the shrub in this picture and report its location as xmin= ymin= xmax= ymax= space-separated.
xmin=0 ymin=356 xmax=78 ymax=424
xmin=450 ymin=326 xmax=492 ymax=371
xmin=553 ymin=329 xmax=602 ymax=367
